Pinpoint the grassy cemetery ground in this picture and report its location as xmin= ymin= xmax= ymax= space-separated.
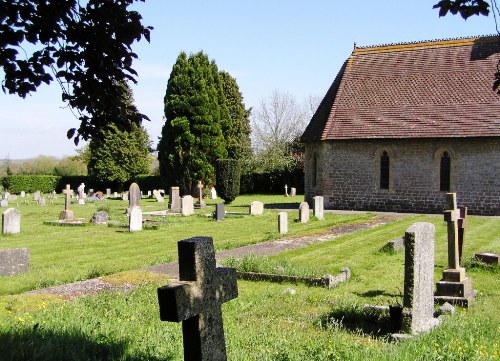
xmin=0 ymin=194 xmax=499 ymax=360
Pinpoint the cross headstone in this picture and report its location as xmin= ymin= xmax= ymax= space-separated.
xmin=290 ymin=187 xmax=297 ymax=197
xmin=214 ymin=203 xmax=224 ymax=221
xmin=278 ymin=212 xmax=288 ymax=234
xmin=129 ymin=183 xmax=141 ymax=208
xmin=60 ymin=184 xmax=75 ymax=220
xmin=435 ymin=193 xmax=475 ymax=306
xmin=153 ymin=189 xmax=165 ymax=202
xmin=2 ymin=208 xmax=20 ymax=234
xmin=298 ymin=202 xmax=309 ymax=223
xmin=0 ymin=248 xmax=30 ymax=276
xmin=284 ymin=184 xmax=289 ymax=197
xmin=181 ymin=195 xmax=194 ymax=216
xmin=400 ymin=222 xmax=440 ymax=335
xmin=157 ymin=236 xmax=238 ymax=361
xmin=249 ymin=201 xmax=264 ymax=215
xmin=195 ymin=181 xmax=206 ymax=208
xmin=128 ymin=205 xmax=142 ymax=232
xmin=313 ymin=196 xmax=324 ymax=220
xmin=169 ymin=186 xmax=181 ymax=212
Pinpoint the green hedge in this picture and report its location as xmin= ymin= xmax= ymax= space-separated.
xmin=2 ymin=175 xmax=61 ymax=193
xmin=216 ymin=159 xmax=241 ymax=204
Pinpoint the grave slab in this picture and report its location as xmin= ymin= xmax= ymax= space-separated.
xmin=0 ymin=248 xmax=30 ymax=276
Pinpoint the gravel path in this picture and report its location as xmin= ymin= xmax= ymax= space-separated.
xmin=24 ymin=213 xmax=406 ymax=299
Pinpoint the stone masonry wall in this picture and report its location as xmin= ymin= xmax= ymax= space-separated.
xmin=304 ymin=138 xmax=500 ymax=215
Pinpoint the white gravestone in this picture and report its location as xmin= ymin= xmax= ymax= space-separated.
xmin=298 ymin=202 xmax=310 ymax=223
xmin=313 ymin=196 xmax=324 ymax=220
xmin=2 ymin=208 xmax=20 ymax=235
xmin=278 ymin=212 xmax=288 ymax=234
xmin=128 ymin=205 xmax=143 ymax=232
xmin=181 ymin=195 xmax=194 ymax=216
xmin=249 ymin=201 xmax=264 ymax=215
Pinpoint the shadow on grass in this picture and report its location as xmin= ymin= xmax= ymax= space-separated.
xmin=355 ymin=289 xmax=401 ymax=298
xmin=318 ymin=304 xmax=400 ymax=339
xmin=264 ymin=203 xmax=300 ymax=210
xmin=0 ymin=326 xmax=173 ymax=361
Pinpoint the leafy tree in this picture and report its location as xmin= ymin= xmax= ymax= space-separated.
xmin=54 ymin=156 xmax=87 ymax=176
xmin=87 ymin=123 xmax=151 ymax=186
xmin=0 ymin=0 xmax=152 ymax=144
xmin=158 ymin=51 xmax=229 ymax=193
xmin=19 ymin=155 xmax=58 ymax=175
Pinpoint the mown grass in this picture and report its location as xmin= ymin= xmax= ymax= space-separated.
xmin=0 ymin=194 xmax=373 ymax=295
xmin=0 ymin=194 xmax=498 ymax=360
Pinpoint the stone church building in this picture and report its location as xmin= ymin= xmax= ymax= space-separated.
xmin=301 ymin=36 xmax=500 ymax=215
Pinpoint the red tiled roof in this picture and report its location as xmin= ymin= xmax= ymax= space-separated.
xmin=301 ymin=36 xmax=500 ymax=142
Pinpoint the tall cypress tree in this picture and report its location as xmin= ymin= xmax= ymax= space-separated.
xmin=158 ymin=51 xmax=229 ymax=193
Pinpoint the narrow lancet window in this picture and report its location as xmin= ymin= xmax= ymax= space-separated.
xmin=380 ymin=151 xmax=390 ymax=189
xmin=312 ymin=153 xmax=317 ymax=187
xmin=440 ymin=151 xmax=451 ymax=191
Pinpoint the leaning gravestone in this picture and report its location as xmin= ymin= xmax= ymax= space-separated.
xmin=214 ymin=203 xmax=224 ymax=221
xmin=129 ymin=183 xmax=141 ymax=208
xmin=298 ymin=202 xmax=309 ymax=223
xmin=153 ymin=189 xmax=165 ymax=203
xmin=278 ymin=212 xmax=288 ymax=234
xmin=249 ymin=201 xmax=264 ymax=215
xmin=400 ymin=222 xmax=440 ymax=335
xmin=0 ymin=248 xmax=30 ymax=276
xmin=2 ymin=208 xmax=20 ymax=234
xmin=128 ymin=205 xmax=142 ymax=232
xmin=169 ymin=187 xmax=181 ymax=212
xmin=313 ymin=196 xmax=324 ymax=220
xmin=181 ymin=195 xmax=194 ymax=216
xmin=157 ymin=236 xmax=238 ymax=361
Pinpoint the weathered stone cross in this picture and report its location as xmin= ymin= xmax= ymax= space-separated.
xmin=196 ymin=181 xmax=205 ymax=208
xmin=158 ymin=236 xmax=238 ymax=361
xmin=443 ymin=193 xmax=461 ymax=269
xmin=63 ymin=184 xmax=72 ymax=211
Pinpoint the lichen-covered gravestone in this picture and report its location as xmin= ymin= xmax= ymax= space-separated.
xmin=313 ymin=196 xmax=324 ymax=220
xmin=0 ymin=248 xmax=29 ymax=275
xmin=157 ymin=236 xmax=238 ymax=361
xmin=181 ymin=195 xmax=194 ymax=216
xmin=169 ymin=186 xmax=181 ymax=212
xmin=90 ymin=211 xmax=109 ymax=225
xmin=298 ymin=202 xmax=309 ymax=223
xmin=400 ymin=222 xmax=440 ymax=335
xmin=2 ymin=208 xmax=20 ymax=234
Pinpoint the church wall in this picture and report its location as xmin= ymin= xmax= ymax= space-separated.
xmin=304 ymin=138 xmax=500 ymax=215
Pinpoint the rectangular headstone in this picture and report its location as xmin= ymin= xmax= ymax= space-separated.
xmin=153 ymin=189 xmax=165 ymax=202
xmin=313 ymin=196 xmax=324 ymax=220
xmin=20 ymin=191 xmax=26 ymax=198
xmin=299 ymin=202 xmax=309 ymax=223
xmin=215 ymin=203 xmax=224 ymax=221
xmin=122 ymin=192 xmax=129 ymax=201
xmin=106 ymin=188 xmax=111 ymax=197
xmin=128 ymin=205 xmax=142 ymax=232
xmin=33 ymin=191 xmax=41 ymax=201
xmin=181 ymin=195 xmax=194 ymax=216
xmin=0 ymin=199 xmax=8 ymax=207
xmin=114 ymin=191 xmax=118 ymax=198
xmin=0 ymin=248 xmax=29 ymax=276
xmin=401 ymin=222 xmax=439 ymax=334
xmin=37 ymin=196 xmax=46 ymax=206
xmin=88 ymin=189 xmax=95 ymax=197
xmin=278 ymin=212 xmax=288 ymax=234
xmin=2 ymin=208 xmax=21 ymax=234
xmin=157 ymin=237 xmax=238 ymax=361
xmin=129 ymin=182 xmax=141 ymax=207
xmin=169 ymin=187 xmax=181 ymax=212
xmin=249 ymin=201 xmax=264 ymax=215
xmin=290 ymin=187 xmax=297 ymax=197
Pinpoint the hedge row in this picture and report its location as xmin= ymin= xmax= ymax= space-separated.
xmin=1 ymin=175 xmax=61 ymax=194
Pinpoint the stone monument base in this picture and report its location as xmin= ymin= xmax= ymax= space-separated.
xmin=434 ymin=268 xmax=475 ymax=307
xmin=59 ymin=210 xmax=75 ymax=220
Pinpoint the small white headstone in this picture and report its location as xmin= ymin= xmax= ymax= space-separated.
xmin=20 ymin=191 xmax=26 ymax=198
xmin=290 ymin=187 xmax=297 ymax=197
xmin=313 ymin=196 xmax=324 ymax=220
xmin=181 ymin=195 xmax=194 ymax=216
xmin=278 ymin=212 xmax=288 ymax=234
xmin=210 ymin=187 xmax=217 ymax=199
xmin=2 ymin=208 xmax=20 ymax=235
xmin=299 ymin=202 xmax=309 ymax=223
xmin=153 ymin=189 xmax=165 ymax=202
xmin=128 ymin=205 xmax=142 ymax=232
xmin=249 ymin=201 xmax=264 ymax=215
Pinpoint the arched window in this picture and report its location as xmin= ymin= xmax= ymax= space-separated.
xmin=440 ymin=151 xmax=451 ymax=191
xmin=380 ymin=151 xmax=390 ymax=189
xmin=312 ymin=153 xmax=317 ymax=187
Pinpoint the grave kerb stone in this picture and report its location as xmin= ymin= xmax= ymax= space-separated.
xmin=157 ymin=236 xmax=238 ymax=361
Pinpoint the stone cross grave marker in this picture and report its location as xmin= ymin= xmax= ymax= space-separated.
xmin=157 ymin=236 xmax=238 ymax=361
xmin=0 ymin=248 xmax=30 ymax=276
xmin=313 ymin=196 xmax=324 ymax=220
xmin=128 ymin=205 xmax=142 ymax=232
xmin=284 ymin=184 xmax=289 ymax=197
xmin=60 ymin=184 xmax=75 ymax=220
xmin=195 ymin=181 xmax=206 ymax=208
xmin=181 ymin=195 xmax=194 ymax=216
xmin=169 ymin=186 xmax=181 ymax=212
xmin=153 ymin=189 xmax=164 ymax=202
xmin=435 ymin=193 xmax=475 ymax=306
xmin=299 ymin=202 xmax=309 ymax=223
xmin=278 ymin=212 xmax=288 ymax=234
xmin=129 ymin=183 xmax=141 ymax=208
xmin=249 ymin=201 xmax=264 ymax=215
xmin=2 ymin=208 xmax=20 ymax=234
xmin=400 ymin=222 xmax=440 ymax=335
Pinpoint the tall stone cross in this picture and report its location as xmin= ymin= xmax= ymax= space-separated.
xmin=196 ymin=181 xmax=205 ymax=208
xmin=158 ymin=237 xmax=238 ymax=361
xmin=63 ymin=184 xmax=72 ymax=211
xmin=444 ymin=193 xmax=461 ymax=270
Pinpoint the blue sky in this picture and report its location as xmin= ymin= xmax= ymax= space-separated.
xmin=0 ymin=0 xmax=496 ymax=159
